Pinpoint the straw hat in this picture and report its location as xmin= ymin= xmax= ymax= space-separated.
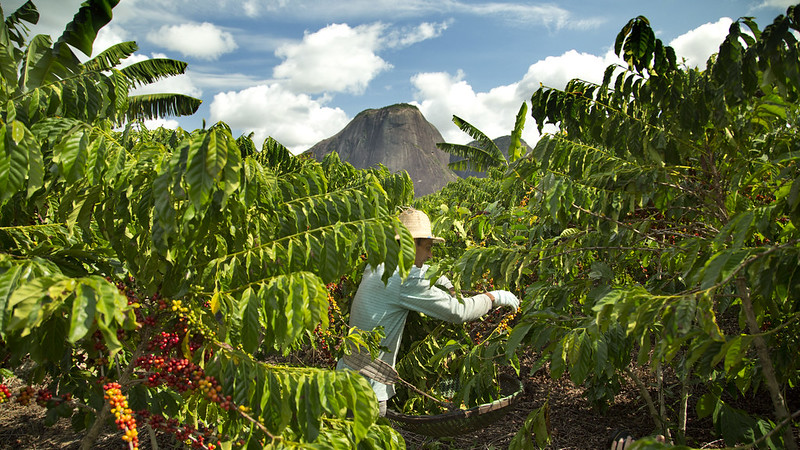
xmin=398 ymin=208 xmax=445 ymax=243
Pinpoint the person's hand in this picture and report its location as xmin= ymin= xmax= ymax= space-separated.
xmin=435 ymin=275 xmax=454 ymax=291
xmin=490 ymin=290 xmax=519 ymax=311
xmin=610 ymin=435 xmax=633 ymax=450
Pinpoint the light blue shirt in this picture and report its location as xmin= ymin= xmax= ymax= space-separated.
xmin=336 ymin=263 xmax=493 ymax=401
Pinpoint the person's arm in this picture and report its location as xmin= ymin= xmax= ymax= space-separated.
xmin=399 ymin=269 xmax=492 ymax=323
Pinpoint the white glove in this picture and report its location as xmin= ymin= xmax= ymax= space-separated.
xmin=435 ymin=275 xmax=454 ymax=291
xmin=490 ymin=290 xmax=519 ymax=311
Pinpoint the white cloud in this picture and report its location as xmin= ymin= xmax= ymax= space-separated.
xmin=410 ymin=48 xmax=620 ymax=146
xmin=273 ymin=23 xmax=392 ymax=95
xmin=147 ymin=22 xmax=237 ymax=60
xmin=272 ymin=20 xmax=449 ymax=95
xmin=459 ymin=3 xmax=603 ymax=29
xmin=410 ymin=70 xmax=529 ymax=144
xmin=144 ymin=117 xmax=181 ymax=130
xmin=232 ymin=0 xmax=602 ymax=29
xmin=669 ymin=18 xmax=733 ymax=69
xmin=243 ymin=0 xmax=261 ymax=17
xmin=209 ymin=84 xmax=350 ymax=153
xmin=756 ymin=0 xmax=797 ymax=9
xmin=383 ymin=21 xmax=451 ymax=48
xmin=186 ymin=72 xmax=270 ymax=91
xmin=516 ymin=49 xmax=622 ymax=95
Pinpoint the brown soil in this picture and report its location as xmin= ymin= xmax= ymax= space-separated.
xmin=0 ymin=356 xmax=733 ymax=450
xmin=393 ymin=359 xmax=724 ymax=450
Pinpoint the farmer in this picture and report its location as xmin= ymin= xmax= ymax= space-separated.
xmin=336 ymin=208 xmax=520 ymax=416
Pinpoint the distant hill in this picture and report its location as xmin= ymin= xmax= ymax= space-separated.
xmin=303 ymin=104 xmax=458 ymax=196
xmin=448 ymin=135 xmax=530 ymax=179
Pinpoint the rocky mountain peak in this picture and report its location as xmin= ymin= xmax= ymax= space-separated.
xmin=304 ymin=104 xmax=458 ymax=196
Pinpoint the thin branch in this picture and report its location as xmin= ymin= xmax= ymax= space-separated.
xmin=236 ymin=408 xmax=277 ymax=441
xmin=624 ymin=367 xmax=668 ymax=432
xmin=727 ymin=408 xmax=800 ymax=450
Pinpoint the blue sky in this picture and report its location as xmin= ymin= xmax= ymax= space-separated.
xmin=6 ymin=0 xmax=797 ymax=153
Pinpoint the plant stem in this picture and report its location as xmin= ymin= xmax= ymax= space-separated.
xmin=79 ymin=401 xmax=112 ymax=450
xmin=79 ymin=328 xmax=152 ymax=450
xmin=735 ymin=278 xmax=797 ymax=450
xmin=677 ymin=374 xmax=689 ymax=445
xmin=146 ymin=425 xmax=160 ymax=450
xmin=625 ymin=367 xmax=667 ymax=433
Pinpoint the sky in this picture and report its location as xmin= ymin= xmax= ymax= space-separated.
xmin=4 ymin=0 xmax=798 ymax=154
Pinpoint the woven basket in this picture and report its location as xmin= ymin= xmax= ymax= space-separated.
xmin=384 ymin=373 xmax=524 ymax=437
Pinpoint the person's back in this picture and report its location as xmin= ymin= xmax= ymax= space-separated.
xmin=336 ymin=208 xmax=520 ymax=415
xmin=340 ymin=261 xmax=496 ymax=401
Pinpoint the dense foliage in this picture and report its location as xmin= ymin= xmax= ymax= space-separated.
xmin=2 ymin=1 xmax=799 ymax=449
xmin=425 ymin=5 xmax=800 ymax=449
xmin=0 ymin=1 xmax=415 ymax=448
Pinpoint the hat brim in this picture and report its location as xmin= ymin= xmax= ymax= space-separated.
xmin=415 ymin=235 xmax=445 ymax=244
xmin=394 ymin=234 xmax=445 ymax=244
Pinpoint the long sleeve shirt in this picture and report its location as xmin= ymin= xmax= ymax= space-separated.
xmin=336 ymin=263 xmax=493 ymax=401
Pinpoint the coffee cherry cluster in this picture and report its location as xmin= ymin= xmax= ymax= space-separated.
xmin=92 ymin=330 xmax=107 ymax=353
xmin=111 ymin=275 xmax=169 ymax=330
xmin=134 ymin=356 xmax=233 ymax=410
xmin=0 ymin=384 xmax=11 ymax=403
xmin=35 ymin=388 xmax=52 ymax=407
xmin=137 ymin=410 xmax=220 ymax=449
xmin=103 ymin=382 xmax=138 ymax=449
xmin=170 ymin=299 xmax=215 ymax=343
xmin=0 ymin=385 xmax=72 ymax=408
xmin=312 ymin=282 xmax=348 ymax=366
xmin=496 ymin=311 xmax=517 ymax=333
xmin=147 ymin=331 xmax=182 ymax=352
xmin=15 ymin=385 xmax=34 ymax=405
xmin=468 ymin=288 xmax=520 ymax=344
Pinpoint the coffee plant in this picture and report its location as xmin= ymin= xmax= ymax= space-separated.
xmin=0 ymin=1 xmax=413 ymax=448
xmin=428 ymin=5 xmax=800 ymax=449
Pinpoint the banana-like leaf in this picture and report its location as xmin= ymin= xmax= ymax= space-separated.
xmin=507 ymin=101 xmax=527 ymax=163
xmin=3 ymin=1 xmax=38 ymax=48
xmin=452 ymin=115 xmax=501 ymax=159
xmin=55 ymin=0 xmax=120 ymax=57
xmin=119 ymin=58 xmax=189 ymax=88
xmin=82 ymin=40 xmax=138 ymax=72
xmin=439 ymin=142 xmax=502 ymax=174
xmin=122 ymin=93 xmax=201 ymax=122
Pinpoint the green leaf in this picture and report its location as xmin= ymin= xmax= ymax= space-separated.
xmin=186 ymin=129 xmax=227 ymax=209
xmin=506 ymin=321 xmax=533 ymax=358
xmin=0 ymin=265 xmax=24 ymax=331
xmin=550 ymin=340 xmax=566 ymax=380
xmin=69 ymin=282 xmax=97 ymax=342
xmin=696 ymin=392 xmax=718 ymax=419
xmin=239 ymin=288 xmax=260 ymax=354
xmin=0 ymin=122 xmax=32 ymax=203
xmin=301 ymin=377 xmax=322 ymax=441
xmin=568 ymin=331 xmax=592 ymax=385
xmin=509 ymin=401 xmax=550 ymax=449
xmin=715 ymin=401 xmax=758 ymax=446
xmin=53 ymin=128 xmax=88 ymax=184
xmin=508 ymin=102 xmax=527 ymax=163
xmin=5 ymin=276 xmax=63 ymax=334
